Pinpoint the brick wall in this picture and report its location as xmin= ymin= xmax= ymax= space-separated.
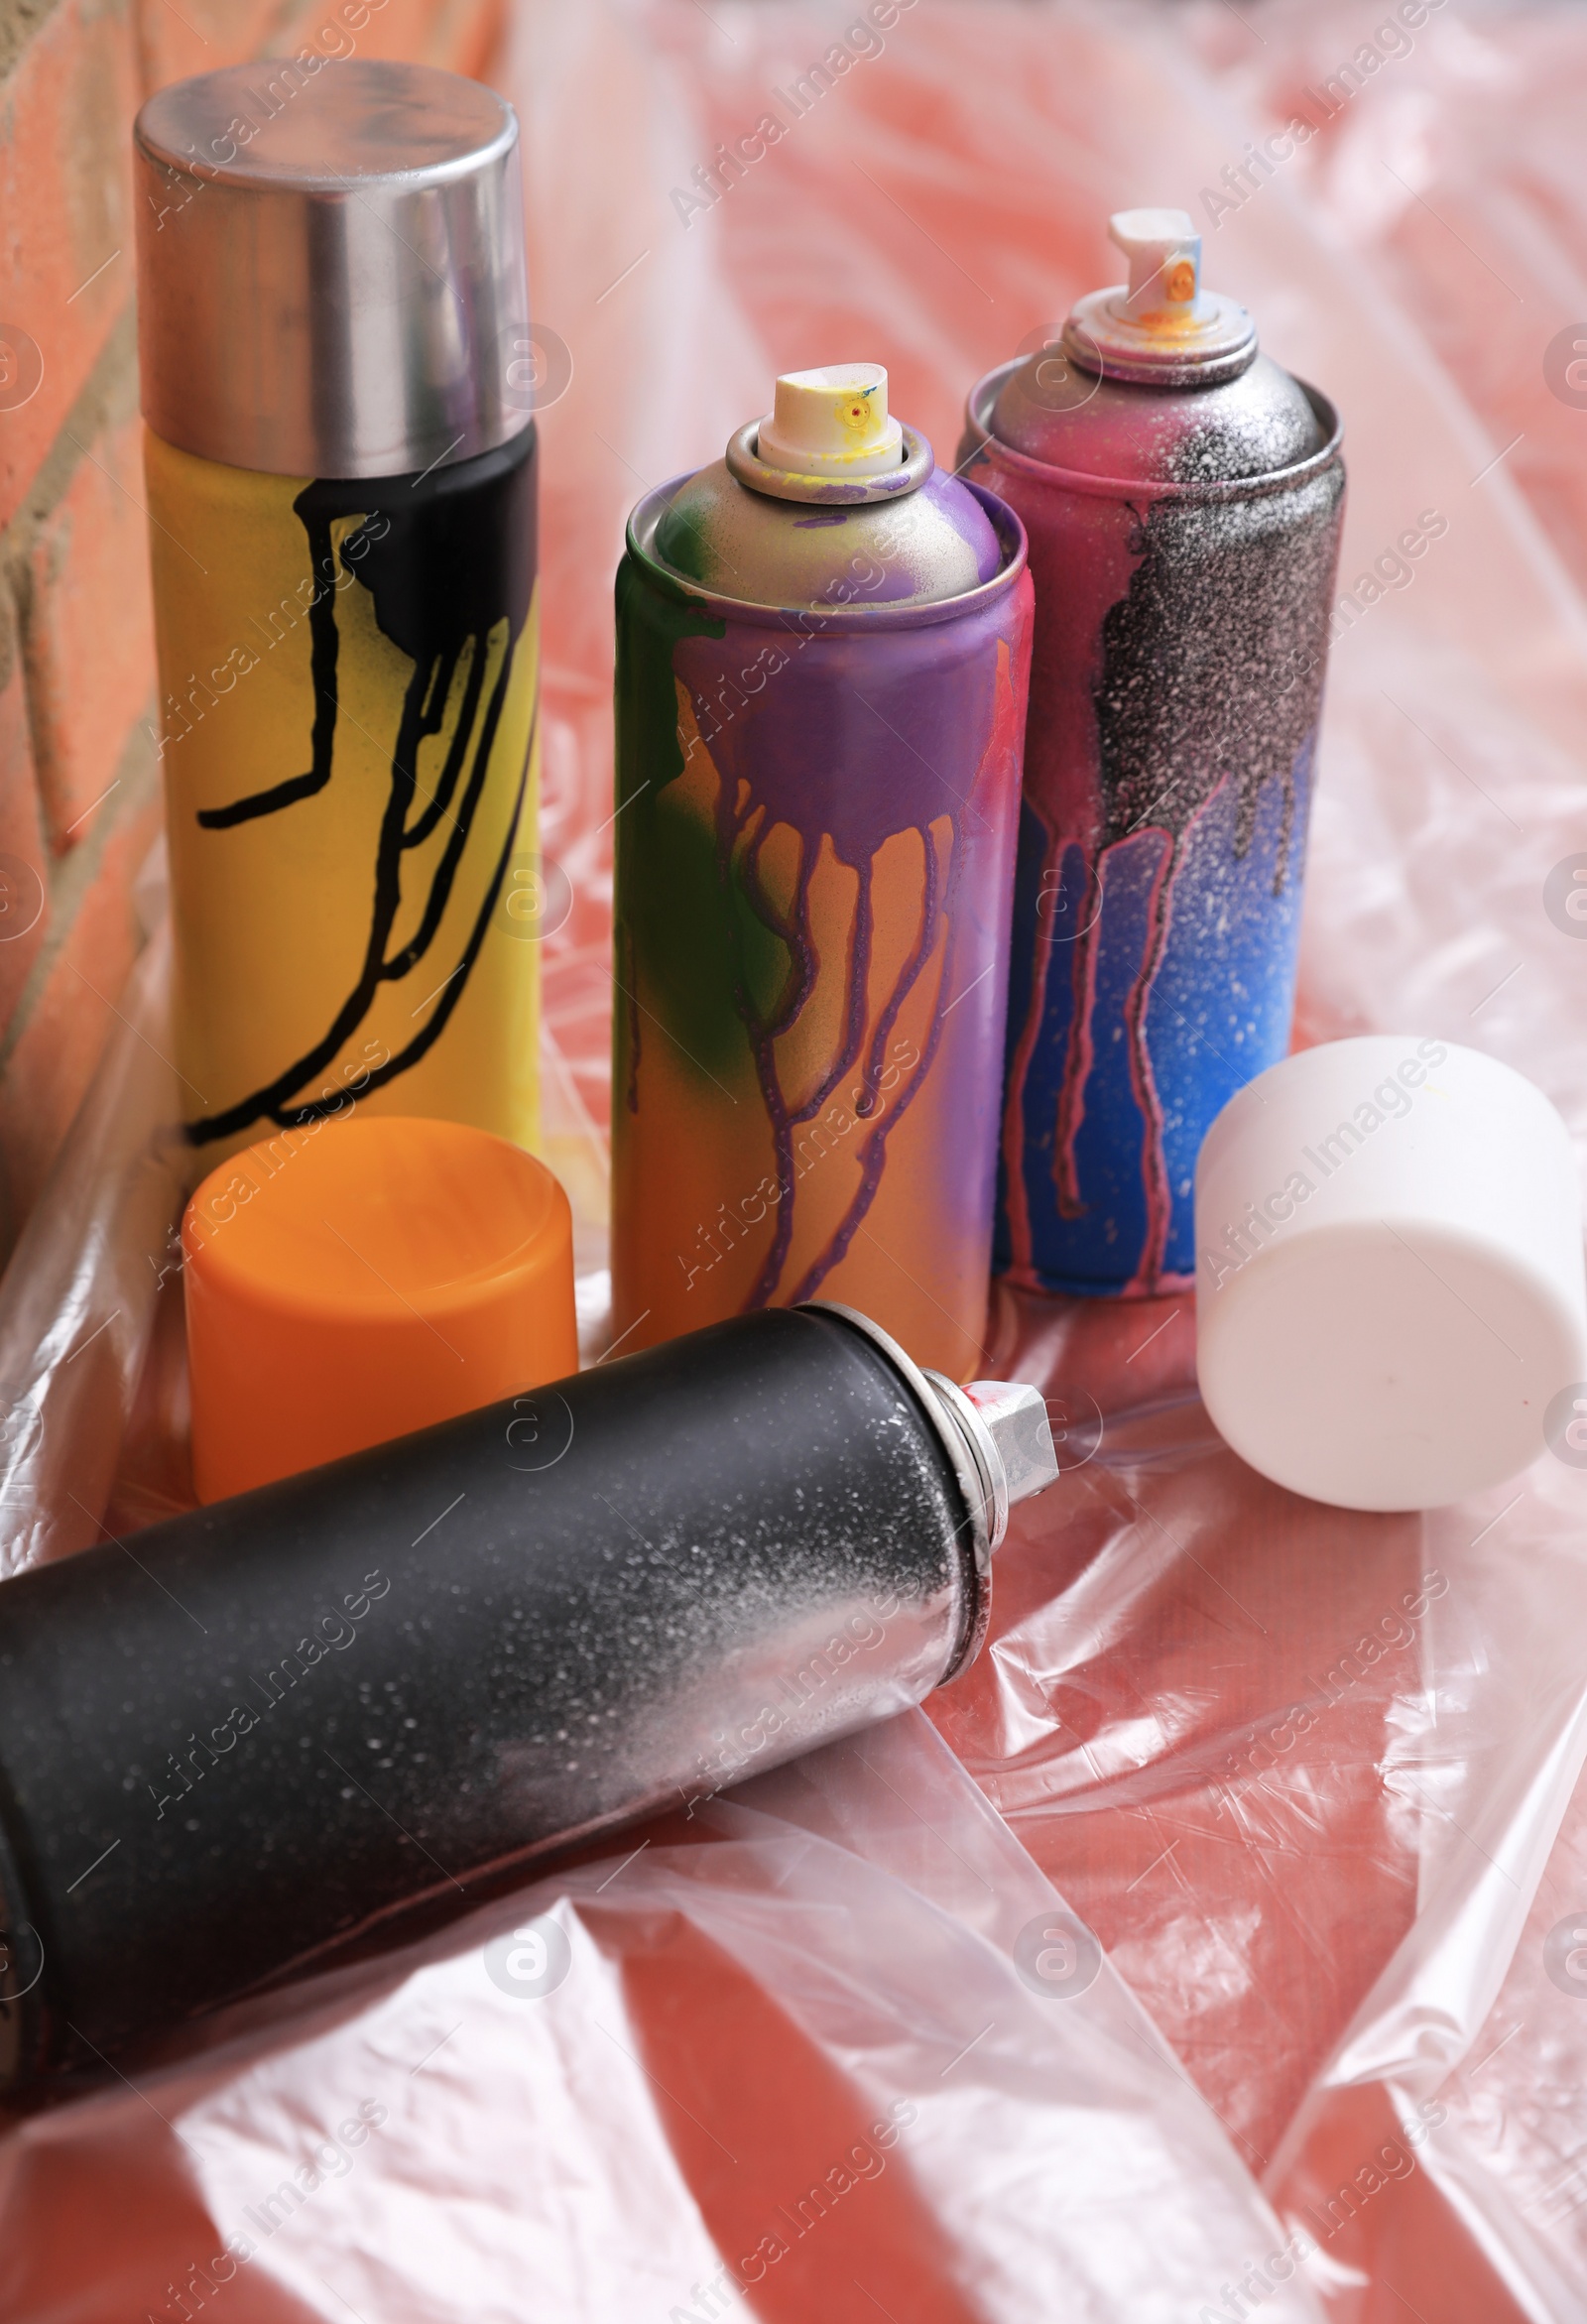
xmin=0 ymin=0 xmax=508 ymax=1262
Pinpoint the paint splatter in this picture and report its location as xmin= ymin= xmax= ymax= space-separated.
xmin=188 ymin=428 xmax=538 ymax=1144
xmin=612 ymin=491 xmax=1033 ymax=1374
xmin=972 ymin=413 xmax=1344 ymax=1293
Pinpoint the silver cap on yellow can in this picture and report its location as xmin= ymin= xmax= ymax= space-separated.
xmin=134 ymin=60 xmax=532 ymax=480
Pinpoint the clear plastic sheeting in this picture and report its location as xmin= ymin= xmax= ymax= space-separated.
xmin=0 ymin=903 xmax=190 ymax=1578
xmin=0 ymin=1726 xmax=1327 ymax=2323
xmin=965 ymin=1286 xmax=1587 ymax=2320
xmin=3 ymin=2 xmax=1587 ymax=2317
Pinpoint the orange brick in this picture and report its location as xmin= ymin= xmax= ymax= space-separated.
xmin=134 ymin=0 xmax=292 ymax=92
xmin=25 ymin=410 xmax=156 ymax=852
xmin=0 ymin=630 xmax=51 ymax=1036
xmin=0 ymin=0 xmax=140 ymax=533
xmin=0 ymin=777 xmax=161 ymax=1254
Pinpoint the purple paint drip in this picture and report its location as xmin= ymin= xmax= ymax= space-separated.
xmin=675 ymin=621 xmax=1001 ymax=1306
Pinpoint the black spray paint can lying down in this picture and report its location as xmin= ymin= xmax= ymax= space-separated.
xmin=0 ymin=1304 xmax=1054 ymax=2088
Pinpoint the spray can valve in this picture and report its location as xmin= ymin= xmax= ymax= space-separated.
xmin=920 ymin=1368 xmax=1060 ymax=1554
xmin=1109 ymin=206 xmax=1202 ymax=321
xmin=962 ymin=1380 xmax=1061 ymax=1509
xmin=756 ymin=362 xmax=906 ymax=479
xmin=1062 ymin=203 xmax=1257 ymax=384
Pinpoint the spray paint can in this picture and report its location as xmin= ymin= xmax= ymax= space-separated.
xmin=610 ymin=365 xmax=1034 ymax=1381
xmin=0 ymin=1304 xmax=1054 ymax=2086
xmin=959 ymin=209 xmax=1345 ymax=1295
xmin=133 ymin=61 xmax=542 ymax=1158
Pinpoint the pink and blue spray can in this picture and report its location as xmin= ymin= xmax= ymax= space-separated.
xmin=961 ymin=209 xmax=1345 ymax=1295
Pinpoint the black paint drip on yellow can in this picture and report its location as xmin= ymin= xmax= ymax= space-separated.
xmin=145 ymin=423 xmax=541 ymax=1154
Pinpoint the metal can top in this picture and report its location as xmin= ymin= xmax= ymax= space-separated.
xmin=971 ymin=204 xmax=1338 ymax=490
xmin=134 ymin=60 xmax=532 ymax=481
xmin=641 ymin=364 xmax=1018 ymax=619
xmin=978 ymin=354 xmax=1335 ymax=490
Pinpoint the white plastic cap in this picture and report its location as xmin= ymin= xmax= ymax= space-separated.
xmin=1195 ymin=1036 xmax=1587 ymax=1513
xmin=756 ymin=363 xmax=905 ymax=479
xmin=1108 ymin=206 xmax=1201 ymax=317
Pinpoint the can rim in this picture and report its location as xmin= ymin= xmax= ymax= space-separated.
xmin=625 ymin=474 xmax=1030 ymax=630
xmin=802 ymin=1301 xmax=994 ymax=1685
xmin=724 ymin=420 xmax=935 ymax=505
xmin=922 ymin=1368 xmax=1009 ymax=1552
xmin=1062 ymin=294 xmax=1260 ymax=389
xmin=961 ymin=359 xmax=1344 ymax=503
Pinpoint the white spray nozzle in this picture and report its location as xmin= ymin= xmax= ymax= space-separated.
xmin=1108 ymin=207 xmax=1201 ymax=321
xmin=756 ymin=363 xmax=905 ymax=479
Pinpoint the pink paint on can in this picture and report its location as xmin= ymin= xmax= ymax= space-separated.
xmin=960 ymin=208 xmax=1346 ymax=1296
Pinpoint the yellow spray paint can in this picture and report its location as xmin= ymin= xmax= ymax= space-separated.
xmin=134 ymin=60 xmax=541 ymax=1156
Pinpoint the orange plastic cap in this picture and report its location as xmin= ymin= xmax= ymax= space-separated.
xmin=183 ymin=1115 xmax=578 ymax=1503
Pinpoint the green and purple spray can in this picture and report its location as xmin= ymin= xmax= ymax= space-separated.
xmin=611 ymin=366 xmax=1034 ymax=1379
